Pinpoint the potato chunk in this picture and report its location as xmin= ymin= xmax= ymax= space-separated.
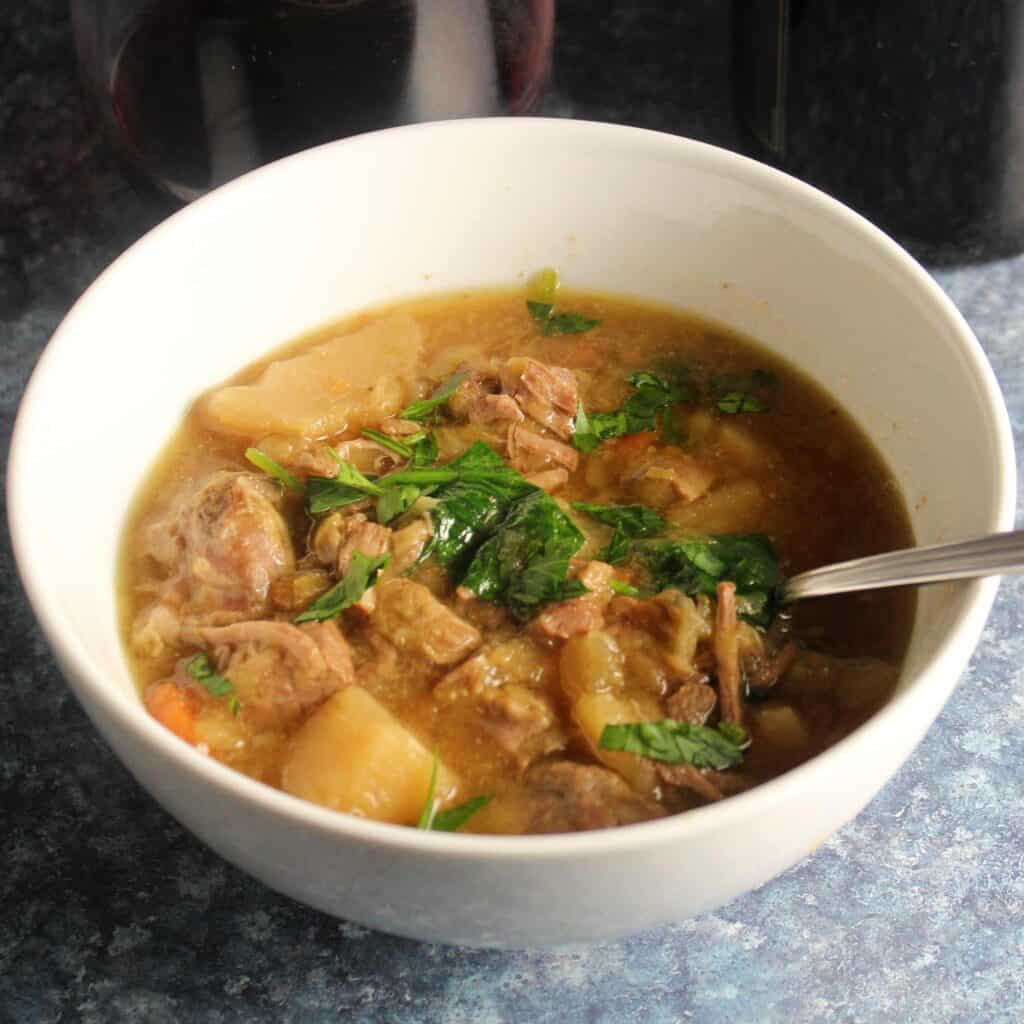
xmin=559 ymin=631 xmax=625 ymax=700
xmin=203 ymin=313 xmax=423 ymax=440
xmin=281 ymin=687 xmax=458 ymax=823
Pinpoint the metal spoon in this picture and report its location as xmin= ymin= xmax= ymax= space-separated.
xmin=778 ymin=530 xmax=1024 ymax=604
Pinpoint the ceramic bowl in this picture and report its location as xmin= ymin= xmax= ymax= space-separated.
xmin=8 ymin=119 xmax=1015 ymax=947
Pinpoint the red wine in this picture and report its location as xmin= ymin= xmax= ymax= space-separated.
xmin=105 ymin=0 xmax=552 ymax=200
xmin=733 ymin=0 xmax=1024 ymax=261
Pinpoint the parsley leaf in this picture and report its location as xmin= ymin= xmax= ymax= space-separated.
xmin=599 ymin=719 xmax=750 ymax=770
xmin=526 ymin=299 xmax=600 ymax=336
xmin=376 ymin=485 xmax=422 ymax=525
xmin=244 ymin=448 xmax=304 ymax=494
xmin=399 ymin=372 xmax=466 ymax=422
xmin=609 ymin=578 xmax=641 ymax=597
xmin=186 ymin=653 xmax=239 ymax=711
xmin=432 ymin=795 xmax=494 ymax=832
xmin=293 ymin=551 xmax=390 ymax=623
xmin=362 ymin=429 xmax=414 ymax=460
xmin=306 ymin=448 xmax=383 ymax=516
xmin=572 ymin=371 xmax=694 ymax=452
xmin=640 ymin=533 xmax=781 ymax=626
xmin=417 ymin=750 xmax=494 ymax=831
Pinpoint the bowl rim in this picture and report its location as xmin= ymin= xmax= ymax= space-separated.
xmin=7 ymin=116 xmax=1017 ymax=859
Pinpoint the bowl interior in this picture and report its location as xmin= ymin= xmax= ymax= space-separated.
xmin=9 ymin=118 xmax=1014 ymax=787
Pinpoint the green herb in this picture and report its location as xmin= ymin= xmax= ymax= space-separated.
xmin=293 ymin=551 xmax=390 ymax=623
xmin=186 ymin=653 xmax=239 ymax=710
xmin=571 ymin=371 xmax=694 ymax=452
xmin=244 ymin=448 xmax=304 ymax=494
xmin=710 ymin=369 xmax=776 ymax=415
xmin=461 ymin=488 xmax=587 ymax=619
xmin=306 ymin=477 xmax=371 ymax=516
xmin=399 ymin=372 xmax=466 ymax=423
xmin=327 ymin=448 xmax=383 ymax=494
xmin=598 ymin=719 xmax=750 ymax=770
xmin=572 ymin=502 xmax=667 ymax=564
xmin=526 ymin=291 xmax=600 ymax=336
xmin=417 ymin=750 xmax=494 ymax=831
xmin=432 ymin=795 xmax=494 ymax=832
xmin=660 ymin=405 xmax=687 ymax=445
xmin=422 ymin=442 xmax=534 ymax=569
xmin=529 ymin=266 xmax=560 ymax=305
xmin=376 ymin=484 xmax=422 ymax=525
xmin=640 ymin=533 xmax=781 ymax=626
xmin=609 ymin=579 xmax=641 ymax=597
xmin=409 ymin=431 xmax=439 ymax=468
xmin=417 ymin=749 xmax=441 ymax=829
xmin=362 ymin=429 xmax=414 ymax=459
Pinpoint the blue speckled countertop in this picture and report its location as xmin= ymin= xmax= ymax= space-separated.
xmin=3 ymin=3 xmax=1023 ymax=1021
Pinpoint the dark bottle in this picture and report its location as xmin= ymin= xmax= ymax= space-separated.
xmin=74 ymin=0 xmax=553 ymax=203
xmin=733 ymin=0 xmax=1024 ymax=263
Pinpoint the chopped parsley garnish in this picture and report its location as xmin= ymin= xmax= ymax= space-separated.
xmin=609 ymin=578 xmax=641 ymax=597
xmin=572 ymin=501 xmax=668 ymax=564
xmin=305 ymin=447 xmax=383 ymax=515
xmin=526 ymin=268 xmax=600 ymax=336
xmin=599 ymin=719 xmax=750 ymax=770
xmin=572 ymin=370 xmax=694 ymax=451
xmin=293 ymin=551 xmax=390 ymax=623
xmin=640 ymin=533 xmax=781 ymax=627
xmin=398 ymin=372 xmax=466 ymax=423
xmin=417 ymin=750 xmax=493 ymax=831
xmin=362 ymin=428 xmax=439 ymax=469
xmin=186 ymin=653 xmax=239 ymax=714
xmin=710 ymin=369 xmax=776 ymax=415
xmin=244 ymin=448 xmax=304 ymax=494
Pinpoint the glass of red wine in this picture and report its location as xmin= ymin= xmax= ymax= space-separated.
xmin=72 ymin=0 xmax=555 ymax=203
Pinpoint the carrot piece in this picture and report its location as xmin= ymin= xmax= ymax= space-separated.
xmin=145 ymin=681 xmax=198 ymax=745
xmin=612 ymin=431 xmax=658 ymax=454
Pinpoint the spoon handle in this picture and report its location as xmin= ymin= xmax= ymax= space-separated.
xmin=780 ymin=529 xmax=1024 ymax=603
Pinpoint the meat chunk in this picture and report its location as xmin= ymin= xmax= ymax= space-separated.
xmin=334 ymin=514 xmax=392 ymax=576
xmin=468 ymin=393 xmax=524 ymax=426
xmin=131 ymin=471 xmax=295 ymax=657
xmin=252 ymin=435 xmax=338 ymax=479
xmin=523 ymin=762 xmax=666 ymax=833
xmin=500 ymin=357 xmax=579 ymax=440
xmin=531 ymin=561 xmax=616 ymax=641
xmin=507 ymin=423 xmax=579 ymax=473
xmin=607 ymin=590 xmax=711 ymax=679
xmin=312 ymin=512 xmax=391 ymax=578
xmin=627 ymin=451 xmax=714 ymax=507
xmin=657 ymin=762 xmax=724 ymax=803
xmin=379 ymin=417 xmax=424 ymax=437
xmin=185 ymin=619 xmax=354 ymax=725
xmin=371 ymin=579 xmax=482 ymax=665
xmin=666 ymin=681 xmax=717 ymax=725
xmin=475 ymin=685 xmax=566 ymax=768
xmin=435 ymin=638 xmax=558 ymax=702
xmin=388 ymin=519 xmax=432 ymax=574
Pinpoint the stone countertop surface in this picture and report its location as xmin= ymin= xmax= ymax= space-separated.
xmin=2 ymin=2 xmax=1023 ymax=1022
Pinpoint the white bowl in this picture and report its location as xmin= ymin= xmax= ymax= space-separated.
xmin=8 ymin=119 xmax=1015 ymax=948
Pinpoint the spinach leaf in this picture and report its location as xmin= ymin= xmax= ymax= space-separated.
xmin=186 ymin=653 xmax=240 ymax=714
xmin=293 ymin=551 xmax=390 ymax=623
xmin=432 ymin=795 xmax=494 ymax=832
xmin=572 ymin=502 xmax=667 ymax=564
xmin=424 ymin=443 xmax=534 ymax=569
xmin=244 ymin=448 xmax=304 ymax=494
xmin=572 ymin=402 xmax=628 ymax=453
xmin=599 ymin=719 xmax=750 ymax=770
xmin=640 ymin=533 xmax=781 ymax=626
xmin=461 ymin=488 xmax=586 ymax=618
xmin=399 ymin=372 xmax=466 ymax=423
